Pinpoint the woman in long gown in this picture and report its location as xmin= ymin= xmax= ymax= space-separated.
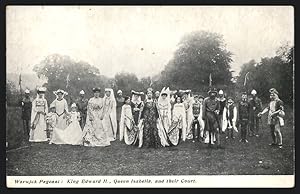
xmin=82 ymin=87 xmax=111 ymax=147
xmin=119 ymin=96 xmax=139 ymax=145
xmin=156 ymin=87 xmax=171 ymax=147
xmin=29 ymin=87 xmax=48 ymax=142
xmin=102 ymin=88 xmax=117 ymax=141
xmin=130 ymin=90 xmax=144 ymax=146
xmin=50 ymin=89 xmax=69 ymax=130
xmin=168 ymin=96 xmax=187 ymax=146
xmin=182 ymin=90 xmax=194 ymax=140
xmin=138 ymin=88 xmax=162 ymax=148
xmin=50 ymin=103 xmax=83 ymax=145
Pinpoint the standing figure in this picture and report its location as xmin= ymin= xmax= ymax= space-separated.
xmin=249 ymin=89 xmax=263 ymax=137
xmin=217 ymin=90 xmax=227 ymax=129
xmin=51 ymin=89 xmax=69 ymax=130
xmin=119 ymin=96 xmax=138 ymax=145
xmin=116 ymin=90 xmax=125 ymax=139
xmin=29 ymin=87 xmax=48 ymax=142
xmin=138 ymin=88 xmax=162 ymax=148
xmin=82 ymin=87 xmax=111 ymax=147
xmin=258 ymin=88 xmax=284 ymax=148
xmin=202 ymin=88 xmax=221 ymax=147
xmin=182 ymin=90 xmax=194 ymax=140
xmin=50 ymin=103 xmax=83 ymax=145
xmin=156 ymin=87 xmax=171 ymax=147
xmin=76 ymin=90 xmax=88 ymax=129
xmin=169 ymin=96 xmax=186 ymax=145
xmin=222 ymin=97 xmax=238 ymax=139
xmin=20 ymin=89 xmax=32 ymax=139
xmin=238 ymin=92 xmax=250 ymax=143
xmin=130 ymin=90 xmax=144 ymax=145
xmin=191 ymin=95 xmax=205 ymax=142
xmin=45 ymin=104 xmax=58 ymax=141
xmin=102 ymin=88 xmax=117 ymax=141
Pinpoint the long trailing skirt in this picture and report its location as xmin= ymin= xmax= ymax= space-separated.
xmin=50 ymin=121 xmax=83 ymax=145
xmin=168 ymin=119 xmax=181 ymax=146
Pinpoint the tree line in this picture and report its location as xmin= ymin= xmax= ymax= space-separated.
xmin=6 ymin=30 xmax=293 ymax=106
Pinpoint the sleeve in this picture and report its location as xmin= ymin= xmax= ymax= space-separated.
xmin=77 ymin=112 xmax=81 ymax=121
xmin=44 ymin=100 xmax=48 ymax=114
xmin=64 ymin=99 xmax=69 ymax=113
xmin=233 ymin=106 xmax=237 ymax=123
xmin=258 ymin=99 xmax=263 ymax=112
xmin=222 ymin=107 xmax=227 ymax=132
xmin=261 ymin=104 xmax=269 ymax=115
xmin=119 ymin=106 xmax=125 ymax=141
xmin=140 ymin=102 xmax=145 ymax=120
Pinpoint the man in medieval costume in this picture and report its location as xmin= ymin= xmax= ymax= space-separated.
xmin=102 ymin=88 xmax=117 ymax=141
xmin=76 ymin=90 xmax=88 ymax=129
xmin=217 ymin=89 xmax=227 ymax=129
xmin=116 ymin=90 xmax=125 ymax=139
xmin=202 ymin=88 xmax=221 ymax=148
xmin=238 ymin=92 xmax=250 ymax=143
xmin=191 ymin=95 xmax=205 ymax=142
xmin=20 ymin=89 xmax=32 ymax=139
xmin=258 ymin=88 xmax=284 ymax=149
xmin=249 ymin=89 xmax=263 ymax=137
xmin=222 ymin=97 xmax=238 ymax=139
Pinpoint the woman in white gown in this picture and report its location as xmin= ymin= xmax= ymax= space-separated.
xmin=50 ymin=89 xmax=69 ymax=130
xmin=29 ymin=87 xmax=48 ymax=142
xmin=182 ymin=90 xmax=194 ymax=140
xmin=50 ymin=103 xmax=83 ymax=145
xmin=156 ymin=87 xmax=171 ymax=147
xmin=82 ymin=87 xmax=111 ymax=147
xmin=102 ymin=88 xmax=117 ymax=141
xmin=119 ymin=96 xmax=139 ymax=145
xmin=168 ymin=96 xmax=187 ymax=145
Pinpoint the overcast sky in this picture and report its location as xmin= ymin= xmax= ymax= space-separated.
xmin=6 ymin=6 xmax=294 ymax=78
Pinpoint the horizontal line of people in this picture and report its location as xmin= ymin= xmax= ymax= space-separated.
xmin=19 ymin=86 xmax=285 ymax=149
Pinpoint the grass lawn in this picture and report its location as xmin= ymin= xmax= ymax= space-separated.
xmin=6 ymin=106 xmax=294 ymax=175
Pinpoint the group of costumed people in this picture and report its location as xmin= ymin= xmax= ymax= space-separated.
xmin=20 ymin=85 xmax=286 ymax=149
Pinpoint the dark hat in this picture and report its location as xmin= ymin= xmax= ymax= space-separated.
xmin=207 ymin=88 xmax=218 ymax=94
xmin=131 ymin=90 xmax=144 ymax=96
xmin=92 ymin=87 xmax=101 ymax=92
xmin=269 ymin=88 xmax=279 ymax=95
xmin=198 ymin=95 xmax=204 ymax=99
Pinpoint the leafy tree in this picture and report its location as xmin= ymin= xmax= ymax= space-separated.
xmin=33 ymin=54 xmax=110 ymax=104
xmin=159 ymin=31 xmax=233 ymax=92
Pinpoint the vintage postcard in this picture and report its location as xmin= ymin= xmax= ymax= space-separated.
xmin=6 ymin=5 xmax=294 ymax=188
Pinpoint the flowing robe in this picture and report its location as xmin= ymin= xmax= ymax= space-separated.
xmin=156 ymin=100 xmax=171 ymax=147
xmin=169 ymin=103 xmax=187 ymax=145
xmin=82 ymin=97 xmax=111 ymax=147
xmin=119 ymin=104 xmax=138 ymax=145
xmin=102 ymin=97 xmax=117 ymax=141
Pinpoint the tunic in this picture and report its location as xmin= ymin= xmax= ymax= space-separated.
xmin=76 ymin=98 xmax=88 ymax=129
xmin=202 ymin=97 xmax=220 ymax=132
xmin=21 ymin=97 xmax=32 ymax=120
xmin=116 ymin=97 xmax=125 ymax=122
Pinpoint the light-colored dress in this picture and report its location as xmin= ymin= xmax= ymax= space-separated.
xmin=82 ymin=97 xmax=111 ymax=147
xmin=183 ymin=98 xmax=194 ymax=139
xmin=156 ymin=99 xmax=171 ymax=147
xmin=102 ymin=96 xmax=117 ymax=141
xmin=51 ymin=98 xmax=69 ymax=130
xmin=29 ymin=97 xmax=48 ymax=142
xmin=50 ymin=111 xmax=83 ymax=145
xmin=119 ymin=104 xmax=138 ymax=145
xmin=169 ymin=103 xmax=187 ymax=145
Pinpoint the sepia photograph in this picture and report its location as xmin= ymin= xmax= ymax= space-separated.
xmin=5 ymin=5 xmax=294 ymax=188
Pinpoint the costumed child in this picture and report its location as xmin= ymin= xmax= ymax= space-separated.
xmin=45 ymin=103 xmax=58 ymax=141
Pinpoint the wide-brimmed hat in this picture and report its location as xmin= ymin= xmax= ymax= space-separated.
xmin=37 ymin=87 xmax=46 ymax=93
xmin=79 ymin=90 xmax=85 ymax=95
xmin=131 ymin=90 xmax=144 ymax=96
xmin=92 ymin=87 xmax=101 ymax=92
xmin=53 ymin=89 xmax=68 ymax=96
xmin=207 ymin=88 xmax=218 ymax=94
